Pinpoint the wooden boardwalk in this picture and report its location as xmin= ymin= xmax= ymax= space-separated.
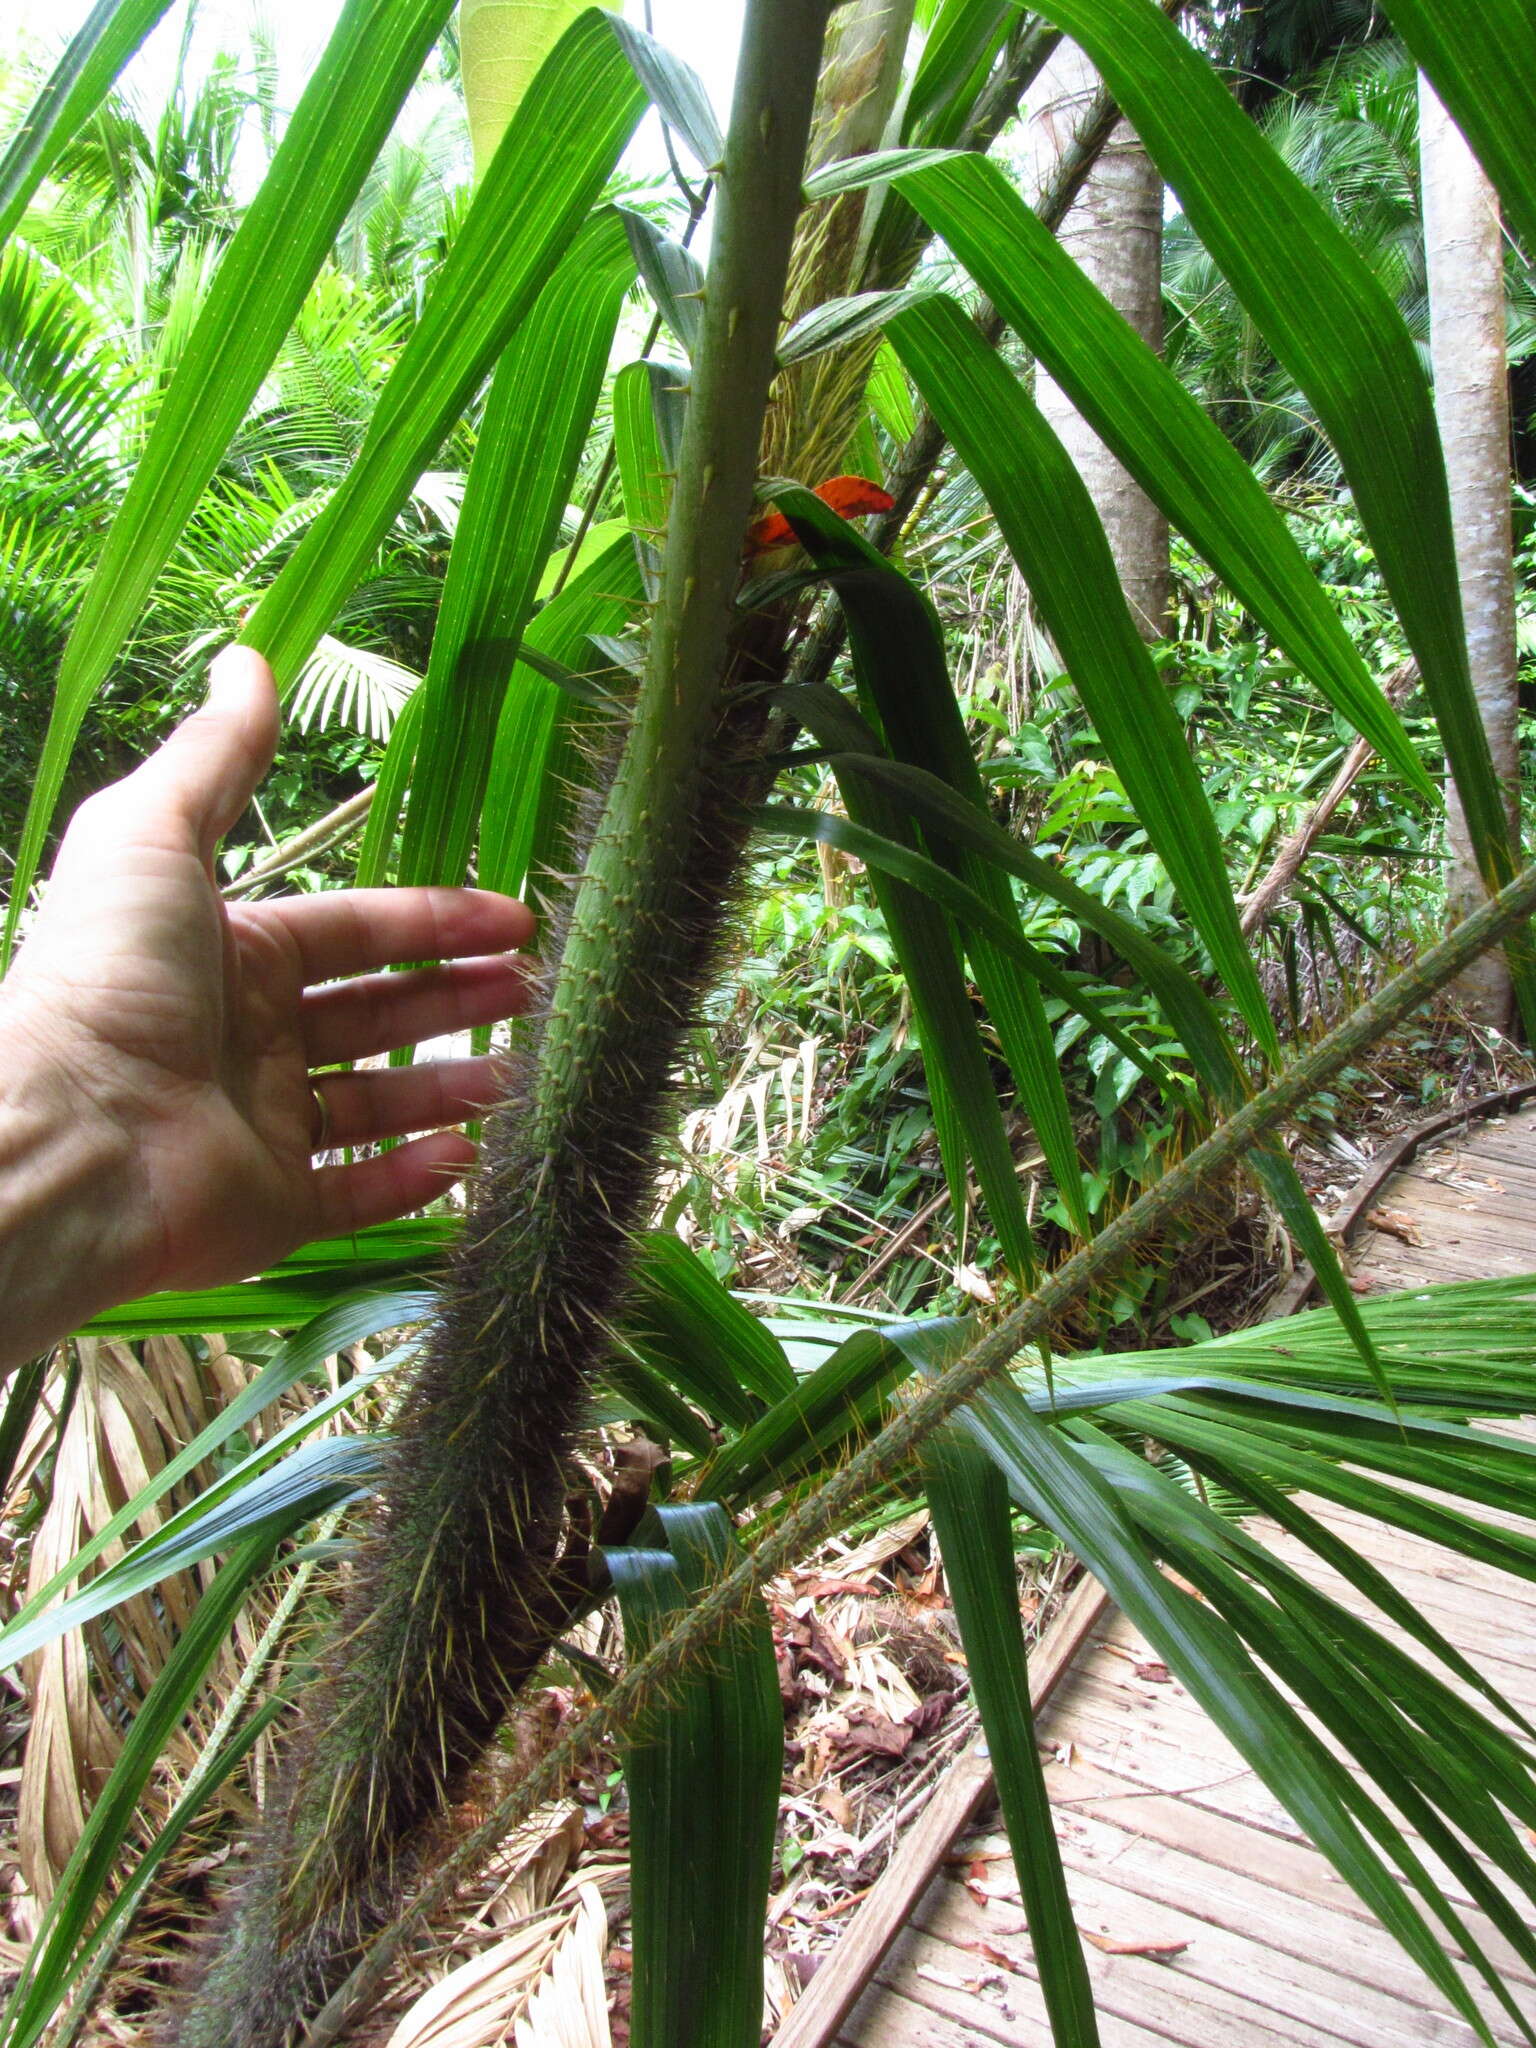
xmin=834 ymin=1100 xmax=1536 ymax=2048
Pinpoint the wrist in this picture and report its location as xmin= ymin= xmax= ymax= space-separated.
xmin=0 ymin=992 xmax=141 ymax=1370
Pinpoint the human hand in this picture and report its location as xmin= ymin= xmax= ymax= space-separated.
xmin=0 ymin=645 xmax=536 ymax=1364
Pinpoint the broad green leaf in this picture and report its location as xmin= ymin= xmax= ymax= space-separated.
xmin=5 ymin=1292 xmax=423 ymax=1648
xmin=904 ymin=0 xmax=1015 ymax=143
xmin=1381 ymin=0 xmax=1536 ymax=263
xmin=605 ymin=13 xmax=723 ymax=169
xmin=963 ymin=1378 xmax=1501 ymax=2040
xmin=892 ymin=156 xmax=1432 ymax=801
xmin=626 ymin=1232 xmax=796 ymax=1416
xmin=777 ymin=486 xmax=1090 ymax=1245
xmin=756 ymin=797 xmax=1178 ymax=1092
xmin=535 ymin=514 xmax=631 ymax=597
xmin=614 ymin=358 xmax=682 ymax=542
xmin=355 ymin=681 xmax=427 ymax=887
xmin=923 ymin=1427 xmax=1100 ymax=2046
xmin=699 ymin=1315 xmax=967 ymax=1504
xmin=613 ymin=357 xmax=682 ymax=599
xmin=623 ymin=209 xmax=706 ymax=358
xmin=0 ymin=0 xmax=176 ymax=249
xmin=78 ymin=1224 xmax=449 ymax=1333
xmin=0 ymin=1433 xmax=380 ymax=1671
xmin=802 ymin=145 xmax=958 ymax=203
xmin=607 ymin=1504 xmax=780 ymax=2048
xmin=241 ymin=12 xmax=651 ymax=692
xmin=886 ymin=295 xmax=1279 ymax=1059
xmin=1025 ymin=0 xmax=1535 ymax=1026
xmin=777 ymin=288 xmax=936 ymax=368
xmin=395 ymin=209 xmax=634 ymax=889
xmin=5 ymin=0 xmax=458 ymax=958
xmin=478 ymin=534 xmax=644 ymax=901
xmin=460 ymin=0 xmax=599 ymax=175
xmin=866 ymin=338 xmax=916 ymax=442
xmin=1 ymin=1537 xmax=281 ymax=2048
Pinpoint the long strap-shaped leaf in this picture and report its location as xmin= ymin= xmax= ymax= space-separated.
xmin=0 ymin=0 xmax=176 ymax=249
xmin=0 ymin=1290 xmax=424 ymax=1652
xmin=1077 ymin=1428 xmax=1536 ymax=2040
xmin=3 ymin=0 xmax=457 ymax=959
xmin=479 ymin=544 xmax=644 ymax=899
xmin=829 ymin=748 xmax=1390 ymax=1396
xmin=756 ymin=799 xmax=1178 ymax=1091
xmin=892 ymin=154 xmax=1432 ymax=802
xmin=772 ymin=666 xmax=1046 ymax=1279
xmin=607 ymin=1505 xmax=781 ymax=2048
xmin=1382 ymin=0 xmax=1536 ymax=265
xmin=1023 ymin=0 xmax=1536 ymax=1030
xmin=888 ymin=293 xmax=1279 ymax=1058
xmin=241 ymin=13 xmax=651 ymax=690
xmin=394 ymin=210 xmax=635 ymax=888
xmin=963 ymin=1378 xmax=1503 ymax=2042
xmin=923 ymin=1425 xmax=1101 ymax=2046
xmin=779 ymin=484 xmax=1092 ymax=1241
xmin=702 ymin=1314 xmax=966 ymax=1503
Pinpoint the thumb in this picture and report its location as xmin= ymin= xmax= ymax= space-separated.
xmin=134 ymin=644 xmax=281 ymax=860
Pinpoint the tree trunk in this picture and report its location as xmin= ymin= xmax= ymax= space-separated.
xmin=1420 ymin=74 xmax=1521 ymax=1031
xmin=1023 ymin=40 xmax=1169 ymax=639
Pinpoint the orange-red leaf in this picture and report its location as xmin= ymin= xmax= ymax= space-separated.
xmin=745 ymin=474 xmax=895 ymax=556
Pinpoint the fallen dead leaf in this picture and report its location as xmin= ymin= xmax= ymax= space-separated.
xmin=818 ymin=1785 xmax=855 ymax=1829
xmin=965 ymin=1938 xmax=1028 ymax=1976
xmin=794 ymin=1576 xmax=878 ymax=1600
xmin=835 ymin=1706 xmax=912 ymax=1761
xmin=1365 ymin=1206 xmax=1424 ymax=1246
xmin=1078 ymin=1926 xmax=1189 ymax=1960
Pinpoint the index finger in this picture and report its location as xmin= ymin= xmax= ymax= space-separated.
xmin=248 ymin=884 xmax=536 ymax=986
xmin=127 ymin=645 xmax=280 ymax=860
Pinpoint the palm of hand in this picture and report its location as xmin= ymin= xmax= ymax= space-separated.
xmin=1 ymin=650 xmax=535 ymax=1307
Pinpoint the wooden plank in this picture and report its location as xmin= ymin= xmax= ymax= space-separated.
xmin=1356 ymin=1181 xmax=1536 ymax=1247
xmin=1039 ymin=1805 xmax=1529 ymax=2041
xmin=775 ymin=1571 xmax=1111 ymax=2048
xmin=1046 ymin=1679 xmax=1530 ymax=1911
xmin=1388 ymin=1172 xmax=1536 ymax=1222
xmin=1354 ymin=1239 xmax=1536 ymax=1282
xmin=860 ymin=1921 xmax=1173 ymax=2047
xmin=915 ymin=1864 xmax=1415 ymax=2048
xmin=1288 ymin=1501 xmax=1536 ymax=1608
xmin=1265 ymin=1081 xmax=1536 ymax=1314
xmin=836 ymin=1991 xmax=1036 ymax=2048
xmin=1035 ymin=1756 xmax=1536 ymax=1987
xmin=1259 ymin=1526 xmax=1536 ymax=1680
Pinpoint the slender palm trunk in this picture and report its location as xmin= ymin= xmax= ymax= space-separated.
xmin=1420 ymin=74 xmax=1521 ymax=1031
xmin=1023 ymin=40 xmax=1169 ymax=639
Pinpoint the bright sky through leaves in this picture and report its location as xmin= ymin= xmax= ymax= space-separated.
xmin=8 ymin=0 xmax=746 ymax=188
